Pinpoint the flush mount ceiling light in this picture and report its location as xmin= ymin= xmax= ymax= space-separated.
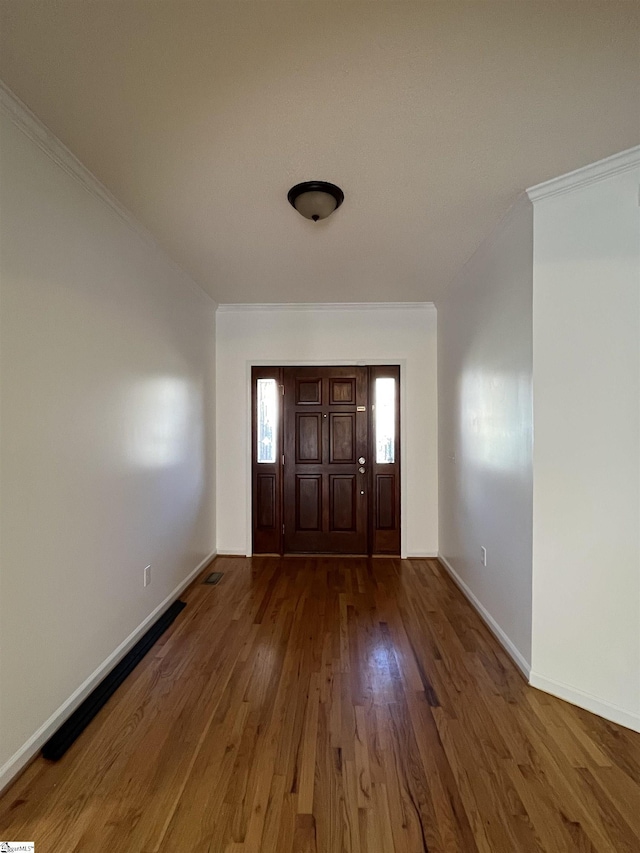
xmin=287 ymin=181 xmax=344 ymax=222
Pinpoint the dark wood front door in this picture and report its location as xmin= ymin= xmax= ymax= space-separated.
xmin=252 ymin=364 xmax=400 ymax=555
xmin=283 ymin=366 xmax=368 ymax=554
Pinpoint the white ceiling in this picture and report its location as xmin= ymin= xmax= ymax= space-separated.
xmin=1 ymin=2 xmax=638 ymax=303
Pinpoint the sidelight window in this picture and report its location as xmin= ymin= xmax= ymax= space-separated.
xmin=375 ymin=377 xmax=395 ymax=464
xmin=257 ymin=378 xmax=278 ymax=463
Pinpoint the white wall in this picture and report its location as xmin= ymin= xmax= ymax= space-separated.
xmin=0 ymin=103 xmax=216 ymax=786
xmin=215 ymin=304 xmax=438 ymax=557
xmin=530 ymin=153 xmax=640 ymax=731
xmin=437 ymin=195 xmax=534 ymax=672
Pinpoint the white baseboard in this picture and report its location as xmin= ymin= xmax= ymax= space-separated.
xmin=437 ymin=553 xmax=531 ymax=679
xmin=218 ymin=551 xmax=440 ymax=559
xmin=406 ymin=552 xmax=439 ymax=559
xmin=0 ymin=548 xmax=217 ymax=795
xmin=529 ymin=672 xmax=640 ymax=733
xmin=436 ymin=555 xmax=639 ymax=732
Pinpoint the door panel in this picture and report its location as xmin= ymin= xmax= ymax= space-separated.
xmin=329 ymin=413 xmax=356 ymax=463
xmin=329 ymin=378 xmax=355 ymax=404
xmin=284 ymin=366 xmax=368 ymax=554
xmin=330 ymin=475 xmax=357 ymax=531
xmin=297 ymin=475 xmax=322 ymax=530
xmin=296 ymin=378 xmax=322 ymax=404
xmin=256 ymin=473 xmax=277 ymax=529
xmin=375 ymin=474 xmax=396 ymax=529
xmin=296 ymin=414 xmax=322 ymax=462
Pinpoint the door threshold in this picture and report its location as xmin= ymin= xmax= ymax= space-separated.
xmin=283 ymin=552 xmax=369 ymax=558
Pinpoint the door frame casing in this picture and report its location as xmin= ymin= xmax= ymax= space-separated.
xmin=246 ymin=359 xmax=408 ymax=558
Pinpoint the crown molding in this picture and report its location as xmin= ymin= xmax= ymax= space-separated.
xmin=216 ymin=302 xmax=436 ymax=313
xmin=527 ymin=145 xmax=640 ymax=203
xmin=0 ymin=79 xmax=215 ymax=305
xmin=0 ymin=79 xmax=135 ymax=231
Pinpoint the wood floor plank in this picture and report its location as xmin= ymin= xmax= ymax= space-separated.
xmin=298 ymin=673 xmax=322 ymax=815
xmin=1 ymin=555 xmax=639 ymax=852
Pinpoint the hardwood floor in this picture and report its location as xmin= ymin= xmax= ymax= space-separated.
xmin=1 ymin=556 xmax=639 ymax=852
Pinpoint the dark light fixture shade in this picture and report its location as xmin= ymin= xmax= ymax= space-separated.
xmin=287 ymin=181 xmax=344 ymax=222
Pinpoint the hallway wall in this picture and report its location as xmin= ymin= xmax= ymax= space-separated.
xmin=530 ymin=151 xmax=640 ymax=730
xmin=0 ymin=102 xmax=217 ymax=788
xmin=215 ymin=303 xmax=437 ymax=557
xmin=437 ymin=146 xmax=640 ymax=732
xmin=437 ymin=195 xmax=534 ymax=672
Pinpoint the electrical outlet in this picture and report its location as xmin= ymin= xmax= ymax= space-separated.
xmin=144 ymin=565 xmax=151 ymax=587
xmin=480 ymin=547 xmax=487 ymax=567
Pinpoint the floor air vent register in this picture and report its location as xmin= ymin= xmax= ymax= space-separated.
xmin=42 ymin=599 xmax=187 ymax=761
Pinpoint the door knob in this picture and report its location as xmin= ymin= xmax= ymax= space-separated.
xmin=359 ymin=466 xmax=365 ymax=473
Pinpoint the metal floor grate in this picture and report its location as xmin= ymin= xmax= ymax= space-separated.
xmin=204 ymin=571 xmax=223 ymax=585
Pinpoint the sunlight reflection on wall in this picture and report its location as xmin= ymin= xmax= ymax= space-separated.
xmin=127 ymin=377 xmax=193 ymax=468
xmin=460 ymin=369 xmax=531 ymax=472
